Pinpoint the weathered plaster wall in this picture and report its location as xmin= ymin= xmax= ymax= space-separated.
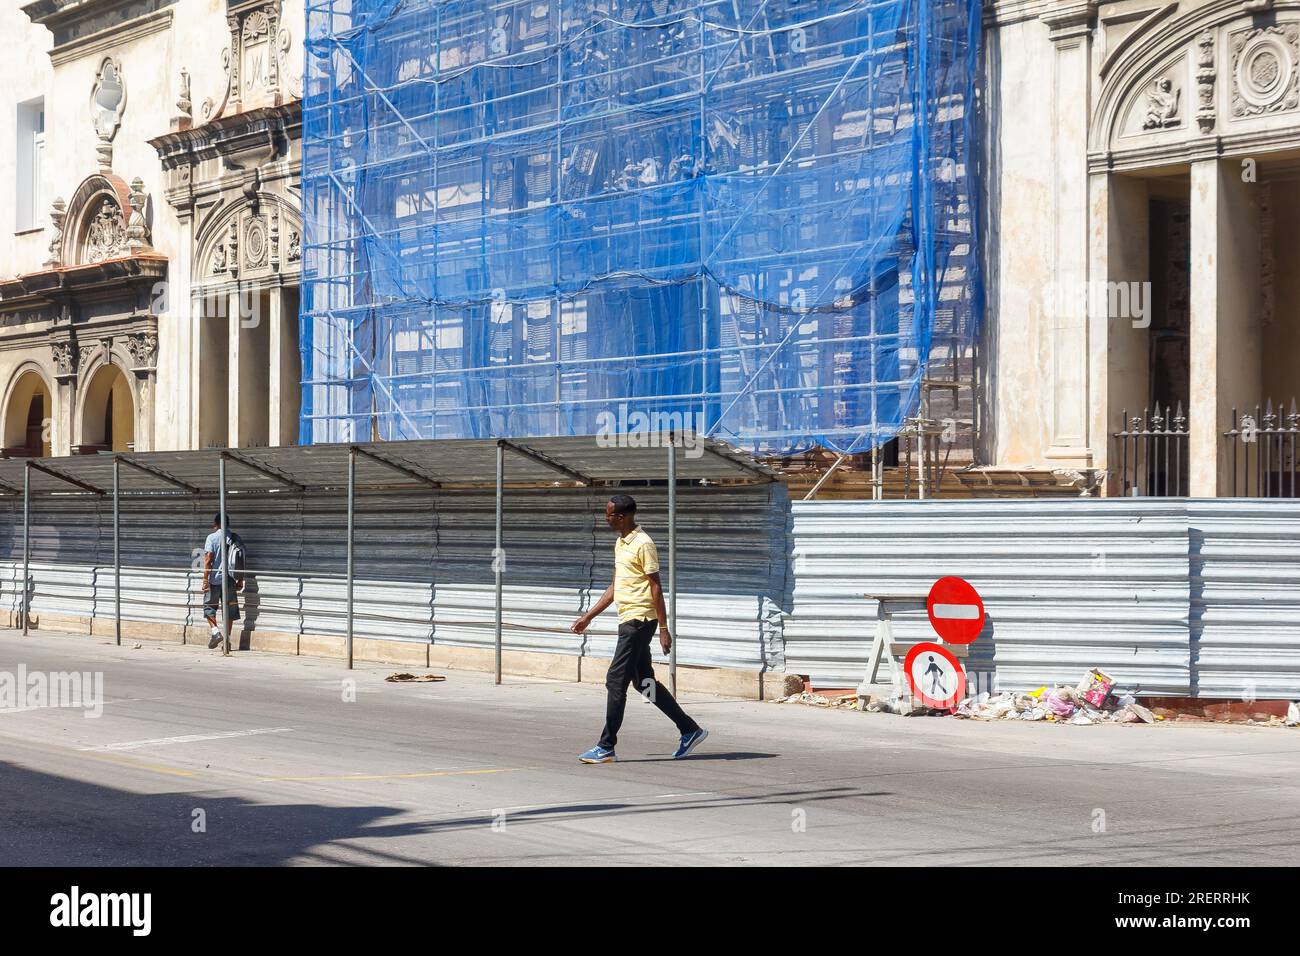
xmin=0 ymin=0 xmax=304 ymax=455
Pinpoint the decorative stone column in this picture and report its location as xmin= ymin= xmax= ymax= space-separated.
xmin=50 ymin=339 xmax=78 ymax=457
xmin=1041 ymin=1 xmax=1098 ymax=468
xmin=126 ymin=330 xmax=159 ymax=452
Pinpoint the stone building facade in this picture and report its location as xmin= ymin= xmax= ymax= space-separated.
xmin=1 ymin=0 xmax=1290 ymax=499
xmin=0 ymin=0 xmax=303 ymax=457
xmin=985 ymin=0 xmax=1300 ymax=495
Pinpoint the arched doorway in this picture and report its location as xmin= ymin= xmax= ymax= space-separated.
xmin=78 ymin=363 xmax=135 ymax=453
xmin=3 ymin=370 xmax=52 ymax=457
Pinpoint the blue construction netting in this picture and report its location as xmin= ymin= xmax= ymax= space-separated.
xmin=301 ymin=0 xmax=982 ymax=455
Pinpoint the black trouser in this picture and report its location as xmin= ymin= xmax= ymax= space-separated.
xmin=598 ymin=617 xmax=699 ymax=751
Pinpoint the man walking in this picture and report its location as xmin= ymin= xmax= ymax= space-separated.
xmin=571 ymin=494 xmax=707 ymax=763
xmin=201 ymin=513 xmax=244 ymax=650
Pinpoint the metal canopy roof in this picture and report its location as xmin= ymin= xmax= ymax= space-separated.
xmin=0 ymin=435 xmax=779 ymax=497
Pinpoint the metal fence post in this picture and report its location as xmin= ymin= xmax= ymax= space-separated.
xmin=346 ymin=446 xmax=355 ymax=670
xmin=220 ymin=456 xmax=230 ymax=656
xmin=113 ymin=456 xmax=121 ymax=647
xmin=668 ymin=436 xmax=677 ymax=697
xmin=494 ymin=439 xmax=504 ymax=686
xmin=22 ymin=461 xmax=30 ymax=635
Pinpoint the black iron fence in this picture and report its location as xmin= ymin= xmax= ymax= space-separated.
xmin=1226 ymin=401 xmax=1300 ymax=498
xmin=1113 ymin=404 xmax=1188 ymax=497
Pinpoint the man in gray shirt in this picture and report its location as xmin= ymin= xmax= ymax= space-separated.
xmin=202 ymin=513 xmax=244 ymax=649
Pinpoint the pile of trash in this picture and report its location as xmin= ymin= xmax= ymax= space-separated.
xmin=868 ymin=668 xmax=1161 ymax=725
xmin=775 ymin=690 xmax=859 ymax=709
xmin=953 ymin=685 xmax=1158 ymax=725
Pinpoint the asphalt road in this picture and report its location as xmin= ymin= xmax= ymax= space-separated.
xmin=1 ymin=629 xmax=1298 ymax=866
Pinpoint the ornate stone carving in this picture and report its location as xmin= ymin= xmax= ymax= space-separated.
xmin=230 ymin=219 xmax=241 ymax=277
xmin=1143 ymin=77 xmax=1181 ymax=128
xmin=125 ymin=332 xmax=159 ymax=370
xmin=52 ymin=341 xmax=77 ymax=379
xmin=92 ymin=58 xmax=126 ymax=172
xmin=202 ymin=49 xmax=231 ymax=122
xmin=127 ymin=178 xmax=151 ymax=251
xmin=287 ymin=229 xmax=301 ymax=263
xmin=84 ymin=199 xmax=129 ymax=263
xmin=1196 ymin=32 xmax=1216 ymax=133
xmin=270 ymin=208 xmax=281 ymax=268
xmin=177 ymin=68 xmax=192 ymax=119
xmin=1232 ymin=25 xmax=1300 ymax=117
xmin=245 ymin=215 xmax=269 ymax=269
xmin=45 ymin=197 xmax=67 ymax=269
xmin=212 ymin=242 xmax=228 ymax=275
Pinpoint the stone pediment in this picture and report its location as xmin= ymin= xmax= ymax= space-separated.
xmin=53 ymin=172 xmax=156 ymax=268
xmin=1091 ymin=0 xmax=1300 ymax=169
xmin=1115 ymin=55 xmax=1189 ymax=140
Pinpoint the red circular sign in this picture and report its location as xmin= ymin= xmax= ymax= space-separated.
xmin=903 ymin=642 xmax=967 ymax=710
xmin=926 ymin=575 xmax=985 ymax=645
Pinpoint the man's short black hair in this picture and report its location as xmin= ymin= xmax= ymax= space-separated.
xmin=212 ymin=513 xmax=229 ymax=528
xmin=608 ymin=494 xmax=637 ymax=516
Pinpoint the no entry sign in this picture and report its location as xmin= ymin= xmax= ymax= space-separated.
xmin=903 ymin=642 xmax=966 ymax=710
xmin=926 ymin=575 xmax=985 ymax=645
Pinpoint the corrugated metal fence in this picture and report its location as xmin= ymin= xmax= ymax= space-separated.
xmin=5 ymin=489 xmax=1299 ymax=697
xmin=0 ymin=484 xmax=789 ymax=672
xmin=785 ymin=498 xmax=1300 ymax=698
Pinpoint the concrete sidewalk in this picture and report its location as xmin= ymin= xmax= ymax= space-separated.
xmin=0 ymin=627 xmax=1298 ymax=866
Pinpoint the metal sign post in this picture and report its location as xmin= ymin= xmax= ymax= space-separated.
xmin=219 ymin=456 xmax=230 ymax=657
xmin=494 ymin=439 xmax=504 ymax=686
xmin=21 ymin=461 xmax=30 ymax=635
xmin=667 ymin=435 xmax=677 ymax=697
xmin=113 ymin=457 xmax=121 ymax=647
xmin=346 ymin=445 xmax=355 ymax=670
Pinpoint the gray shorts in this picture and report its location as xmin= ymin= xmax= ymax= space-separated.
xmin=203 ymin=588 xmax=240 ymax=621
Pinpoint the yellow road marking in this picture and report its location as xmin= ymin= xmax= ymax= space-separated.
xmin=260 ymin=767 xmax=526 ymax=783
xmin=85 ymin=752 xmax=197 ymax=778
xmin=0 ymin=734 xmax=197 ymax=778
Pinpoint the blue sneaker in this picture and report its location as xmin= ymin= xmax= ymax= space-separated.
xmin=673 ymin=728 xmax=708 ymax=759
xmin=579 ymin=745 xmax=616 ymax=764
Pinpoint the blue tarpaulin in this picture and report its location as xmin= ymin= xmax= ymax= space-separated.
xmin=301 ymin=0 xmax=982 ymax=455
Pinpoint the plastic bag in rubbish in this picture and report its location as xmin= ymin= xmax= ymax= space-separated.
xmin=1286 ymin=702 xmax=1299 ymax=727
xmin=1044 ymin=690 xmax=1076 ymax=718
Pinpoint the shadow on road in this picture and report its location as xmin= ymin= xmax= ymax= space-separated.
xmin=0 ymin=759 xmax=435 ymax=867
xmin=620 ymin=751 xmax=778 ymax=762
xmin=0 ymin=759 xmax=890 ymax=865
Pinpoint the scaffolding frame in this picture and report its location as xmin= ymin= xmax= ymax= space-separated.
xmin=299 ymin=0 xmax=983 ymax=456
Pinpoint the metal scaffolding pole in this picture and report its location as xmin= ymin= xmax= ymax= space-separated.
xmin=21 ymin=461 xmax=30 ymax=635
xmin=494 ymin=440 xmax=504 ymax=686
xmin=668 ymin=437 xmax=678 ymax=697
xmin=346 ymin=446 xmax=355 ymax=670
xmin=113 ymin=457 xmax=121 ymax=647
xmin=220 ymin=457 xmax=230 ymax=657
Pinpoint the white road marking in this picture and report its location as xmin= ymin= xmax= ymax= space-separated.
xmin=80 ymin=727 xmax=294 ymax=752
xmin=932 ymin=603 xmax=980 ymax=619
